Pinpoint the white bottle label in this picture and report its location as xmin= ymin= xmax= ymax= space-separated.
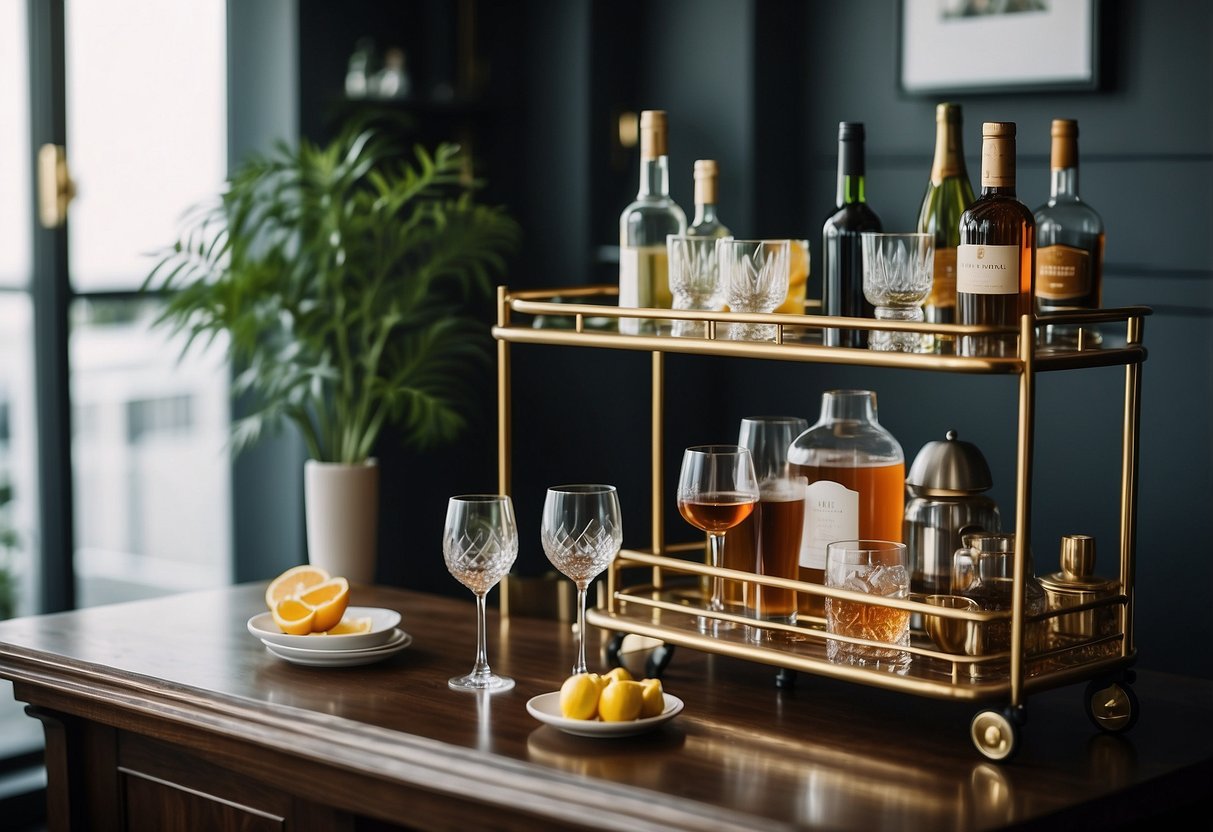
xmin=957 ymin=244 xmax=1019 ymax=294
xmin=800 ymin=481 xmax=859 ymax=570
xmin=619 ymin=246 xmax=642 ymax=309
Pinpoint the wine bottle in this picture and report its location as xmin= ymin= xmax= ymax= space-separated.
xmin=822 ymin=122 xmax=882 ymax=348
xmin=957 ymin=122 xmax=1036 ymax=357
xmin=618 ymin=110 xmax=687 ymax=335
xmin=1034 ymin=119 xmax=1105 ymax=349
xmin=916 ymin=103 xmax=975 ymax=350
xmin=687 ymin=159 xmax=731 ymax=238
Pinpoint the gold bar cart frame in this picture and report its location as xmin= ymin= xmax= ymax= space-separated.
xmin=494 ymin=285 xmax=1149 ymax=709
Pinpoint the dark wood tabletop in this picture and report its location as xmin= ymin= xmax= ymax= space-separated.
xmin=0 ymin=582 xmax=1209 ymax=831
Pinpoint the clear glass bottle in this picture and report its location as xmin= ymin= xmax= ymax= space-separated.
xmin=787 ymin=390 xmax=904 ymax=619
xmin=916 ymin=103 xmax=975 ymax=350
xmin=957 ymin=122 xmax=1036 ymax=357
xmin=822 ymin=122 xmax=882 ymax=347
xmin=687 ymin=159 xmax=731 ymax=238
xmin=1034 ymin=119 xmax=1105 ymax=349
xmin=618 ymin=110 xmax=687 ymax=335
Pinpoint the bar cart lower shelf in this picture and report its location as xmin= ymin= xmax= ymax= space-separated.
xmin=493 ymin=286 xmax=1150 ymax=763
xmin=586 ymin=549 xmax=1137 ymax=762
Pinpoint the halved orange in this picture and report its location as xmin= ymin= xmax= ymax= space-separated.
xmin=298 ymin=577 xmax=350 ymax=633
xmin=272 ymin=598 xmax=317 ymax=635
xmin=265 ymin=564 xmax=330 ymax=610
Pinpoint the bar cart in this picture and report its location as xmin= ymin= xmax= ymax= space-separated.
xmin=492 ymin=286 xmax=1149 ymax=762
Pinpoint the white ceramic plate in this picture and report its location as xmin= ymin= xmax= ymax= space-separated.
xmin=526 ymin=691 xmax=684 ymax=738
xmin=247 ymin=606 xmax=402 ymax=650
xmin=263 ymin=629 xmax=413 ymax=667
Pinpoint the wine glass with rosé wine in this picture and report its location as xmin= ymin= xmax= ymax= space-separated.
xmin=676 ymin=445 xmax=760 ymax=634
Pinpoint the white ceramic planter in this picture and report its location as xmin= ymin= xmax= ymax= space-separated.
xmin=304 ymin=458 xmax=379 ymax=584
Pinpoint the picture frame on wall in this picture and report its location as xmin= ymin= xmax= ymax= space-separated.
xmin=899 ymin=0 xmax=1101 ymax=95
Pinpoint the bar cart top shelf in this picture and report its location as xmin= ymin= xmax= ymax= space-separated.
xmin=492 ymin=285 xmax=1150 ymax=374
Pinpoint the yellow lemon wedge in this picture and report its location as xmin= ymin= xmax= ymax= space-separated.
xmin=559 ymin=673 xmax=603 ymax=720
xmin=324 ymin=616 xmax=373 ymax=636
xmin=639 ymin=678 xmax=665 ymax=718
xmin=272 ymin=598 xmax=316 ymax=635
xmin=603 ymin=666 xmax=633 ymax=684
xmin=297 ymin=577 xmax=350 ymax=633
xmin=598 ymin=679 xmax=644 ymax=722
xmin=264 ymin=564 xmax=330 ymax=610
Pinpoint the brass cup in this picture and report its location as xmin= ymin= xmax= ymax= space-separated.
xmin=923 ymin=594 xmax=980 ymax=654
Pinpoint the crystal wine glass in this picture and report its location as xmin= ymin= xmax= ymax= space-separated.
xmin=676 ymin=445 xmax=760 ymax=632
xmin=442 ymin=494 xmax=518 ymax=692
xmin=861 ymin=232 xmax=934 ymax=353
xmin=540 ymin=484 xmax=623 ymax=676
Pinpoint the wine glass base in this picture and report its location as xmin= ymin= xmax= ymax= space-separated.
xmin=448 ymin=673 xmax=515 ymax=693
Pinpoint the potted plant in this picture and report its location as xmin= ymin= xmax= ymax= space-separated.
xmin=145 ymin=125 xmax=519 ymax=582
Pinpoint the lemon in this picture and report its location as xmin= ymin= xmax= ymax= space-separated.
xmin=598 ymin=679 xmax=644 ymax=722
xmin=603 ymin=666 xmax=633 ymax=684
xmin=639 ymin=678 xmax=665 ymax=718
xmin=559 ymin=673 xmax=603 ymax=720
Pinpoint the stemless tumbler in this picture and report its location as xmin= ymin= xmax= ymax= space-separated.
xmin=718 ymin=238 xmax=790 ymax=341
xmin=825 ymin=539 xmax=910 ymax=671
xmin=668 ymin=233 xmax=727 ymax=337
xmin=861 ymin=232 xmax=934 ymax=353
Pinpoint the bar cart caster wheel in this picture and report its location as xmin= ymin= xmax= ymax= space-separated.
xmin=971 ymin=708 xmax=1021 ymax=762
xmin=1084 ymin=679 xmax=1139 ymax=734
xmin=606 ymin=632 xmax=627 ymax=667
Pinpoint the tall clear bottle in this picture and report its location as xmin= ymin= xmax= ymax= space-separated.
xmin=787 ymin=390 xmax=905 ymax=619
xmin=822 ymin=122 xmax=882 ymax=347
xmin=619 ymin=110 xmax=687 ymax=334
xmin=957 ymin=122 xmax=1036 ymax=357
xmin=687 ymin=159 xmax=731 ymax=238
xmin=1034 ymin=119 xmax=1105 ymax=349
xmin=916 ymin=103 xmax=975 ymax=351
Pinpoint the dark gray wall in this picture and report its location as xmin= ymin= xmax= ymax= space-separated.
xmin=784 ymin=0 xmax=1212 ymax=677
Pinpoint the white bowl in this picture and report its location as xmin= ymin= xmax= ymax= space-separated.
xmin=247 ymin=606 xmax=402 ymax=651
xmin=526 ymin=691 xmax=684 ymax=738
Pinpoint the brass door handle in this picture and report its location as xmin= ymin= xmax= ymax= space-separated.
xmin=37 ymin=143 xmax=76 ymax=228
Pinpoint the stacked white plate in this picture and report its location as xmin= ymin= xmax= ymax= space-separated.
xmin=247 ymin=606 xmax=412 ymax=667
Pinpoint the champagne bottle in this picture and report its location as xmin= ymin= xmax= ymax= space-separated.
xmin=822 ymin=122 xmax=882 ymax=348
xmin=619 ymin=110 xmax=687 ymax=335
xmin=687 ymin=159 xmax=731 ymax=238
xmin=1034 ymin=119 xmax=1105 ymax=349
xmin=916 ymin=103 xmax=975 ymax=350
xmin=957 ymin=122 xmax=1036 ymax=357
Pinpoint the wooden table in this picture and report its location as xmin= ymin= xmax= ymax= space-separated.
xmin=0 ymin=584 xmax=1209 ymax=831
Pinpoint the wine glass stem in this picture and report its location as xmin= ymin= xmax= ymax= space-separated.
xmin=708 ymin=532 xmax=726 ymax=612
xmin=573 ymin=582 xmax=589 ymax=675
xmin=471 ymin=592 xmax=491 ymax=679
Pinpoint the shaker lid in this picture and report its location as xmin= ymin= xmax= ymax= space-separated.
xmin=906 ymin=430 xmax=993 ymax=497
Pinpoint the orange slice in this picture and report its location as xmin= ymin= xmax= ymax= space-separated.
xmin=265 ymin=564 xmax=330 ymax=609
xmin=325 ymin=616 xmax=373 ymax=636
xmin=272 ymin=598 xmax=316 ymax=635
xmin=298 ymin=577 xmax=350 ymax=632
